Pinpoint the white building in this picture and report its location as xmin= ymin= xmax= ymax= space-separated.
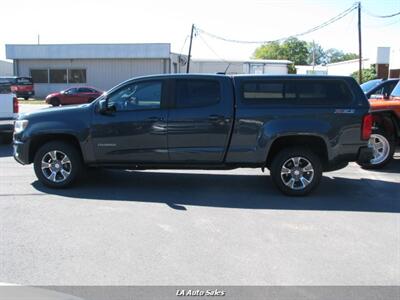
xmin=6 ymin=43 xmax=186 ymax=98
xmin=0 ymin=59 xmax=13 ymax=76
xmin=190 ymin=59 xmax=291 ymax=75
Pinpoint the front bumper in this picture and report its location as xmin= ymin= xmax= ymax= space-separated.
xmin=356 ymin=146 xmax=374 ymax=164
xmin=13 ymin=140 xmax=30 ymax=165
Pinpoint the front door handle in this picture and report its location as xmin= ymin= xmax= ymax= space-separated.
xmin=208 ymin=115 xmax=224 ymax=121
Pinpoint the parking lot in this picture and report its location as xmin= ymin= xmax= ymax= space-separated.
xmin=0 ymin=104 xmax=399 ymax=286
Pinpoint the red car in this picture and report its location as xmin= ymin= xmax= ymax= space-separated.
xmin=45 ymin=87 xmax=102 ymax=106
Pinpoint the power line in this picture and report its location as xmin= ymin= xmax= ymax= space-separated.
xmin=362 ymin=8 xmax=400 ymax=18
xmin=195 ymin=3 xmax=358 ymax=44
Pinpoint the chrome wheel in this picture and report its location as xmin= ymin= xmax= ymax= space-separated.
xmin=280 ymin=156 xmax=314 ymax=190
xmin=369 ymin=134 xmax=390 ymax=165
xmin=41 ymin=150 xmax=72 ymax=182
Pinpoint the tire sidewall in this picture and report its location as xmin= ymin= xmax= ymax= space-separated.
xmin=33 ymin=141 xmax=82 ymax=188
xmin=51 ymin=97 xmax=60 ymax=106
xmin=271 ymin=148 xmax=322 ymax=196
xmin=358 ymin=129 xmax=395 ymax=169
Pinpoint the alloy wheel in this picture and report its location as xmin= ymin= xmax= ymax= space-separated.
xmin=280 ymin=156 xmax=314 ymax=190
xmin=41 ymin=150 xmax=72 ymax=182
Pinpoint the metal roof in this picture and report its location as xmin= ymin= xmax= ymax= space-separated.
xmin=192 ymin=58 xmax=292 ymax=65
xmin=6 ymin=43 xmax=171 ymax=59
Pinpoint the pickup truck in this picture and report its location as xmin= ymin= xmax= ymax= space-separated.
xmin=13 ymin=74 xmax=373 ymax=196
xmin=0 ymin=81 xmax=18 ymax=143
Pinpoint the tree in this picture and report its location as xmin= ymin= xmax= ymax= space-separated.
xmin=325 ymin=48 xmax=358 ymax=63
xmin=253 ymin=38 xmax=309 ymax=74
xmin=351 ymin=65 xmax=376 ymax=84
xmin=307 ymin=42 xmax=326 ymax=65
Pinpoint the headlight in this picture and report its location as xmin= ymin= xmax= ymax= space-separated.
xmin=14 ymin=120 xmax=29 ymax=134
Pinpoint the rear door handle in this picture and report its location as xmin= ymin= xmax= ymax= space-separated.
xmin=147 ymin=116 xmax=164 ymax=122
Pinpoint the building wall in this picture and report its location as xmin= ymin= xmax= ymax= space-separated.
xmin=190 ymin=60 xmax=289 ymax=75
xmin=0 ymin=60 xmax=13 ymax=76
xmin=326 ymin=58 xmax=370 ymax=76
xmin=16 ymin=58 xmax=166 ymax=97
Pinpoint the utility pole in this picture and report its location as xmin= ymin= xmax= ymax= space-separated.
xmin=186 ymin=24 xmax=195 ymax=73
xmin=358 ymin=2 xmax=362 ymax=83
xmin=312 ymin=40 xmax=316 ymax=72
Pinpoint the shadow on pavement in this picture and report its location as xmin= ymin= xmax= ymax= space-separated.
xmin=32 ymin=168 xmax=400 ymax=213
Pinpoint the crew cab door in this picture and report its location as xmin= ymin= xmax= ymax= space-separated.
xmin=167 ymin=76 xmax=234 ymax=163
xmin=91 ymin=79 xmax=168 ymax=163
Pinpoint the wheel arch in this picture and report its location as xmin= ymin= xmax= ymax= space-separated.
xmin=265 ymin=135 xmax=329 ymax=169
xmin=371 ymin=111 xmax=399 ymax=138
xmin=28 ymin=134 xmax=83 ymax=164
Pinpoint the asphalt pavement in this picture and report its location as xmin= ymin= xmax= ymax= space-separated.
xmin=0 ymin=104 xmax=398 ymax=285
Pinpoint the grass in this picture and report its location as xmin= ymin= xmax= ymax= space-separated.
xmin=17 ymin=99 xmax=46 ymax=105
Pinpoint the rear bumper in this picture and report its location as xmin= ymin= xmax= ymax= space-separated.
xmin=356 ymin=146 xmax=374 ymax=164
xmin=16 ymin=91 xmax=35 ymax=98
xmin=0 ymin=118 xmax=15 ymax=132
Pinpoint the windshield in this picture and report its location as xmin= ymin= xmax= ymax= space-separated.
xmin=391 ymin=82 xmax=400 ymax=97
xmin=360 ymin=79 xmax=381 ymax=93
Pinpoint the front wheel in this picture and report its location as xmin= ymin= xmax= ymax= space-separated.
xmin=357 ymin=129 xmax=395 ymax=169
xmin=34 ymin=141 xmax=83 ymax=188
xmin=270 ymin=147 xmax=322 ymax=196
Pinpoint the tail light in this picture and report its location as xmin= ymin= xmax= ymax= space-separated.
xmin=361 ymin=114 xmax=372 ymax=140
xmin=13 ymin=97 xmax=19 ymax=113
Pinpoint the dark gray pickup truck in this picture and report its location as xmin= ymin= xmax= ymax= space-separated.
xmin=13 ymin=74 xmax=373 ymax=196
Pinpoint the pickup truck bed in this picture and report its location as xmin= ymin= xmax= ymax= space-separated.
xmin=13 ymin=74 xmax=373 ymax=196
xmin=0 ymin=83 xmax=17 ymax=142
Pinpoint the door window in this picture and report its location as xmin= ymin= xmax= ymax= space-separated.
xmin=108 ymin=81 xmax=162 ymax=111
xmin=175 ymin=79 xmax=221 ymax=108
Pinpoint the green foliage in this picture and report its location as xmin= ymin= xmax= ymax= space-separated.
xmin=325 ymin=48 xmax=359 ymax=63
xmin=351 ymin=65 xmax=377 ymax=83
xmin=253 ymin=38 xmax=309 ymax=65
xmin=253 ymin=39 xmax=359 ymax=71
xmin=306 ymin=42 xmax=326 ymax=65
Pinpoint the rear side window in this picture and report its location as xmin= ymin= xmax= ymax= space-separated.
xmin=175 ymin=79 xmax=221 ymax=108
xmin=242 ymin=80 xmax=353 ymax=106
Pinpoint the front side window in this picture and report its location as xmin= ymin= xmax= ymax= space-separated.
xmin=30 ymin=69 xmax=48 ymax=83
xmin=78 ymin=87 xmax=94 ymax=93
xmin=391 ymin=82 xmax=400 ymax=97
xmin=64 ymin=88 xmax=78 ymax=95
xmin=108 ymin=81 xmax=162 ymax=111
xmin=50 ymin=69 xmax=67 ymax=83
xmin=175 ymin=79 xmax=221 ymax=108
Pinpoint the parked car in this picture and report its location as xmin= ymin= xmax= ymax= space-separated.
xmin=45 ymin=87 xmax=102 ymax=106
xmin=358 ymin=79 xmax=400 ymax=169
xmin=14 ymin=74 xmax=372 ymax=196
xmin=360 ymin=78 xmax=399 ymax=100
xmin=0 ymin=76 xmax=35 ymax=100
xmin=0 ymin=80 xmax=18 ymax=143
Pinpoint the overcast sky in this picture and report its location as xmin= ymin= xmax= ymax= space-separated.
xmin=0 ymin=0 xmax=399 ymax=62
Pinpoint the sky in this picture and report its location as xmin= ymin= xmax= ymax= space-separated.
xmin=0 ymin=0 xmax=399 ymax=62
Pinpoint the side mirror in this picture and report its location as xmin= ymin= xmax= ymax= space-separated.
xmin=98 ymin=98 xmax=116 ymax=115
xmin=383 ymin=93 xmax=390 ymax=100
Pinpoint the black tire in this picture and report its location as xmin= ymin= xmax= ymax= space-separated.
xmin=357 ymin=129 xmax=395 ymax=169
xmin=33 ymin=141 xmax=83 ymax=188
xmin=51 ymin=97 xmax=60 ymax=107
xmin=270 ymin=147 xmax=322 ymax=196
xmin=24 ymin=97 xmax=29 ymax=100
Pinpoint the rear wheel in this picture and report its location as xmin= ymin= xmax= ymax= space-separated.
xmin=34 ymin=141 xmax=83 ymax=188
xmin=270 ymin=147 xmax=322 ymax=196
xmin=358 ymin=129 xmax=395 ymax=169
xmin=51 ymin=97 xmax=60 ymax=107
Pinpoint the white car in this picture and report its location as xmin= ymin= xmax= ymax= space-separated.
xmin=0 ymin=80 xmax=18 ymax=143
